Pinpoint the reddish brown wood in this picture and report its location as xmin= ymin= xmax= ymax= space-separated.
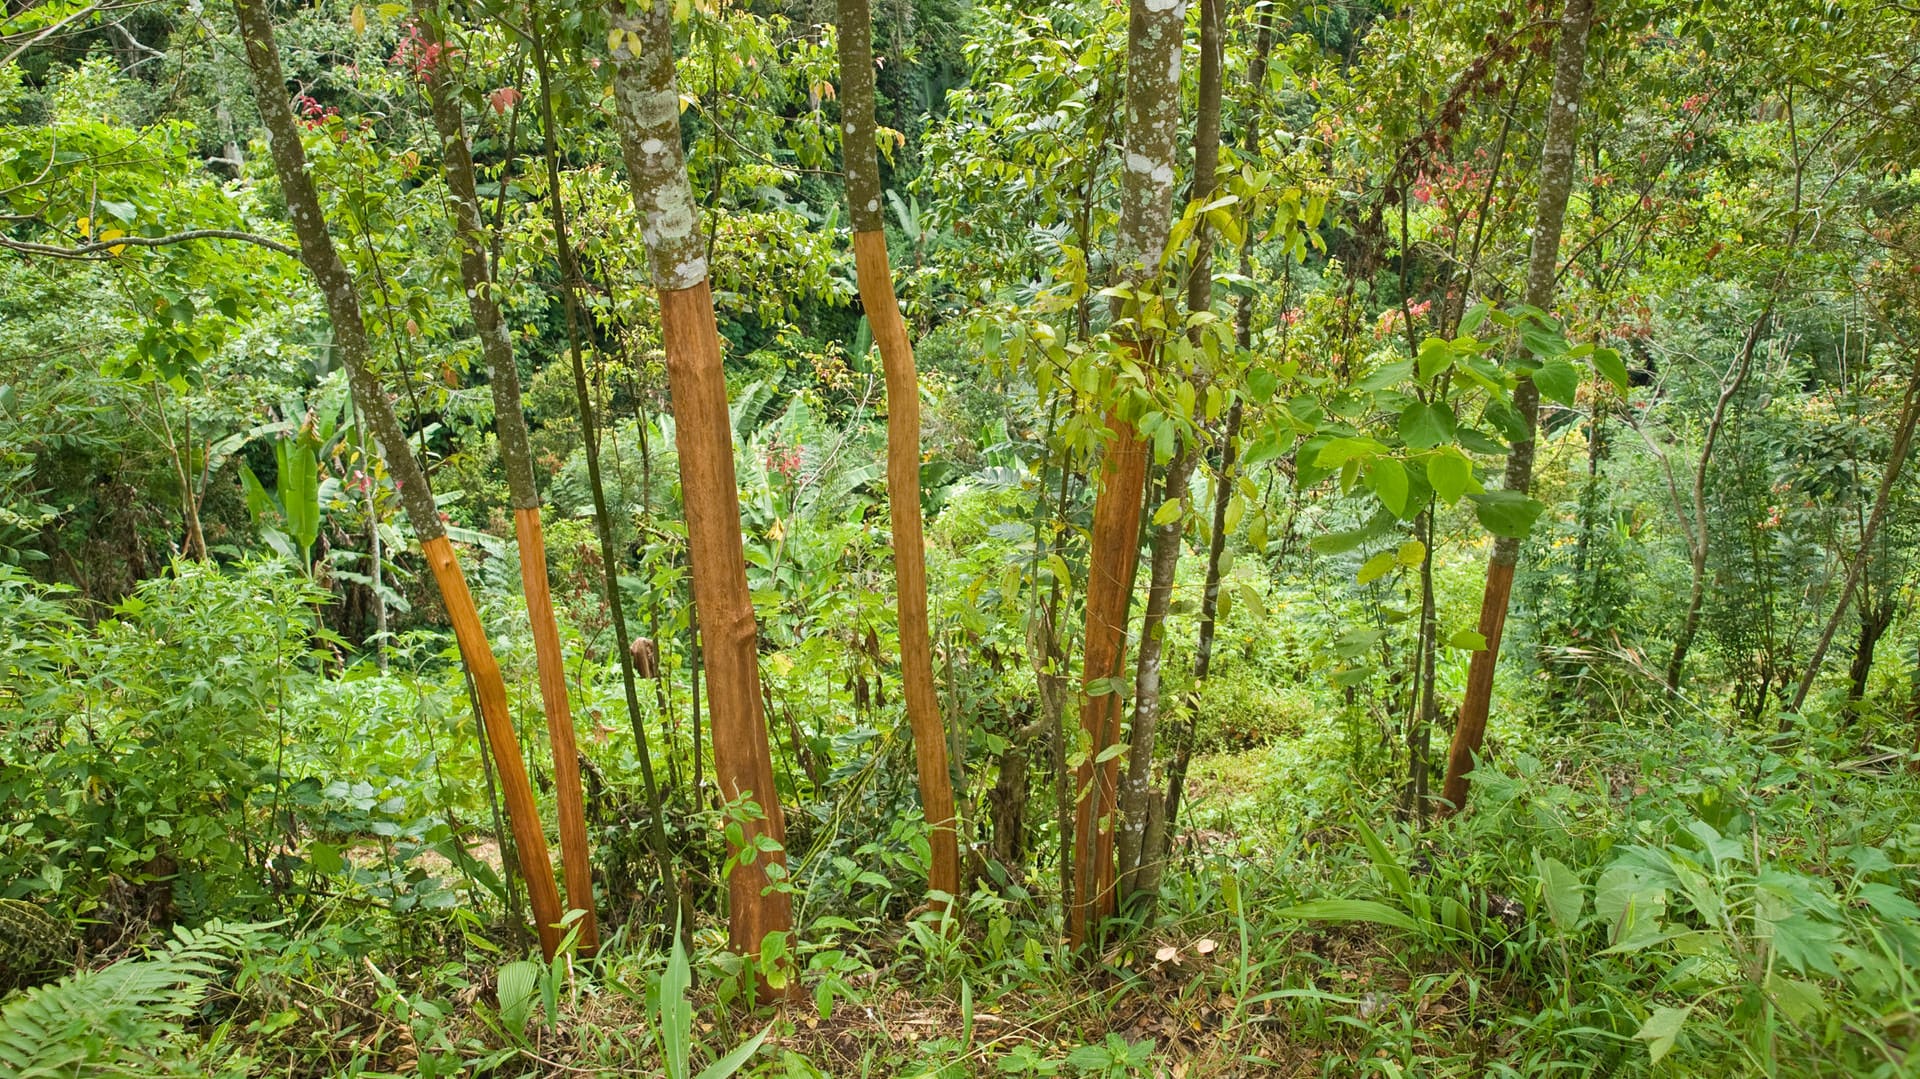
xmin=515 ymin=508 xmax=598 ymax=954
xmin=852 ymin=230 xmax=961 ymax=910
xmin=1441 ymin=560 xmax=1516 ymax=812
xmin=1070 ymin=411 xmax=1149 ymax=950
xmin=658 ymin=282 xmax=792 ymax=975
xmin=425 ymin=535 xmax=566 ymax=959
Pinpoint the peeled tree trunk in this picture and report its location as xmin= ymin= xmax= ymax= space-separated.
xmin=233 ymin=0 xmax=566 ymax=958
xmin=834 ymin=0 xmax=960 ymax=912
xmin=1441 ymin=0 xmax=1596 ymax=814
xmin=1070 ymin=0 xmax=1186 ymax=952
xmin=414 ymin=4 xmax=596 ymax=956
xmin=607 ymin=1 xmax=792 ymax=979
xmin=1117 ymin=0 xmax=1223 ymax=907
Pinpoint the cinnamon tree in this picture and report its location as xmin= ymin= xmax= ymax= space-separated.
xmin=605 ymin=0 xmax=792 ymax=985
xmin=1069 ymin=0 xmax=1186 ymax=951
xmin=832 ymin=0 xmax=961 ymax=914
xmin=1440 ymin=0 xmax=1597 ymax=814
xmin=411 ymin=1 xmax=597 ymax=955
xmin=232 ymin=0 xmax=566 ymax=958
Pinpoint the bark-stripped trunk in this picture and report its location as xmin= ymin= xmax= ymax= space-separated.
xmin=607 ymin=2 xmax=791 ymax=986
xmin=233 ymin=0 xmax=565 ymax=958
xmin=525 ymin=10 xmax=679 ymax=946
xmin=1789 ymin=353 xmax=1920 ymax=712
xmin=1069 ymin=0 xmax=1186 ymax=952
xmin=1117 ymin=0 xmax=1223 ymax=907
xmin=835 ymin=0 xmax=960 ymax=910
xmin=1440 ymin=0 xmax=1595 ymax=814
xmin=415 ymin=4 xmax=597 ymax=955
xmin=1069 ymin=418 xmax=1149 ymax=949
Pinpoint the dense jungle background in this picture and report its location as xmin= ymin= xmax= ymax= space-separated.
xmin=3 ymin=0 xmax=1920 ymax=1074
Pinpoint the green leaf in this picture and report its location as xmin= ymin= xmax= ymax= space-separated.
xmin=1459 ymin=302 xmax=1491 ymax=336
xmin=1396 ymin=540 xmax=1426 ymax=567
xmin=1532 ymin=360 xmax=1579 ymax=406
xmin=1766 ymin=913 xmax=1843 ymax=977
xmin=1399 ymin=401 xmax=1457 ymax=450
xmin=496 ymin=960 xmax=539 ymax=1039
xmin=238 ymin=462 xmax=278 ymax=524
xmin=660 ymin=931 xmax=694 ymax=1079
xmin=1272 ymin=899 xmax=1419 ymax=934
xmin=1245 ymin=366 xmax=1279 ymax=403
xmin=1426 ymin=450 xmax=1473 ymax=505
xmin=1370 ymin=457 xmax=1409 ymax=516
xmin=1357 ymin=550 xmax=1397 ymax=585
xmin=274 ymin=436 xmax=321 ymax=566
xmin=1446 ymin=629 xmax=1487 ymax=651
xmin=1415 ymin=337 xmax=1453 ymax=383
xmin=1593 ymin=347 xmax=1630 ymax=393
xmin=307 ymin=842 xmax=344 ymax=875
xmin=1764 ymin=975 xmax=1825 ymax=1025
xmin=1468 ymin=490 xmax=1546 ymax=538
xmin=1535 ymin=853 xmax=1586 ymax=932
xmin=1636 ymin=1005 xmax=1692 ymax=1064
xmin=694 ymin=1025 xmax=770 ymax=1079
xmin=1315 ymin=436 xmax=1385 ymax=469
xmin=1151 ymin=498 xmax=1182 ymax=526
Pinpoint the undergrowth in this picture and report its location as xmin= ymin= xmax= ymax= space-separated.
xmin=6 ymin=698 xmax=1913 ymax=1078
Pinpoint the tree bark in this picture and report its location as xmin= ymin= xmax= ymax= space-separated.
xmin=1149 ymin=0 xmax=1273 ymax=887
xmin=415 ymin=3 xmax=597 ymax=955
xmin=1117 ymin=0 xmax=1223 ymax=906
xmin=835 ymin=0 xmax=961 ymax=911
xmin=1441 ymin=0 xmax=1595 ymax=814
xmin=1069 ymin=414 xmax=1149 ymax=949
xmin=607 ymin=2 xmax=791 ymax=987
xmin=233 ymin=0 xmax=565 ymax=958
xmin=1847 ymin=593 xmax=1895 ymax=704
xmin=1068 ymin=0 xmax=1186 ymax=953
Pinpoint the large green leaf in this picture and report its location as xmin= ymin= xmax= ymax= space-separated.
xmin=1272 ymin=899 xmax=1420 ymax=934
xmin=1534 ymin=852 xmax=1586 ymax=932
xmin=1636 ymin=1005 xmax=1692 ymax=1064
xmin=1468 ymin=490 xmax=1546 ymax=538
xmin=1399 ymin=400 xmax=1457 ymax=450
xmin=1532 ymin=360 xmax=1580 ymax=406
xmin=274 ymin=436 xmax=320 ymax=566
xmin=1370 ymin=457 xmax=1409 ymax=517
xmin=1426 ymin=449 xmax=1474 ymax=505
xmin=495 ymin=960 xmax=539 ymax=1039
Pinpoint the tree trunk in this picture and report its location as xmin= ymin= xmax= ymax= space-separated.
xmin=1789 ymin=353 xmax=1920 ymax=712
xmin=1068 ymin=0 xmax=1186 ymax=953
xmin=1116 ymin=0 xmax=1223 ymax=908
xmin=1440 ymin=0 xmax=1595 ymax=814
xmin=1069 ymin=415 xmax=1149 ymax=950
xmin=1847 ymin=593 xmax=1895 ymax=704
xmin=416 ymin=3 xmax=598 ymax=955
xmin=1665 ymin=302 xmax=1776 ymax=690
xmin=835 ymin=0 xmax=961 ymax=912
xmin=233 ymin=0 xmax=565 ymax=958
xmin=607 ymin=2 xmax=791 ymax=988
xmin=1154 ymin=2 xmax=1275 ymax=862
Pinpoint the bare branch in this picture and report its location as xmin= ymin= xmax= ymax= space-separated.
xmin=0 ymin=228 xmax=298 ymax=260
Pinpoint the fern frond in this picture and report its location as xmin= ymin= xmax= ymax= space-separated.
xmin=0 ymin=920 xmax=274 ymax=1078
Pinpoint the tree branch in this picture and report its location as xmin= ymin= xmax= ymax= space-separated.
xmin=0 ymin=228 xmax=298 ymax=260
